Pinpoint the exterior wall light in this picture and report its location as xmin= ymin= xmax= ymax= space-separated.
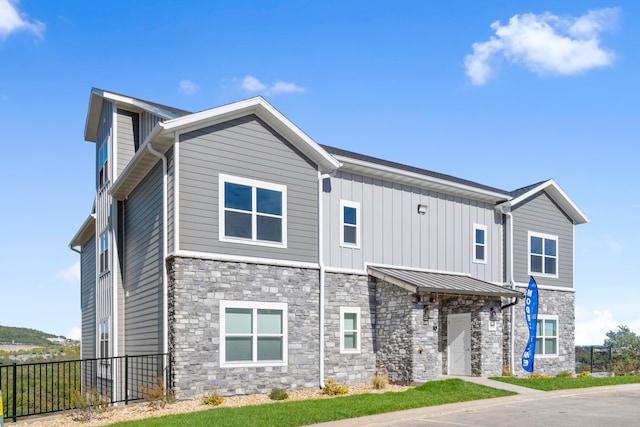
xmin=417 ymin=204 xmax=428 ymax=215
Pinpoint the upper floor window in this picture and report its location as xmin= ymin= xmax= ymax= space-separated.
xmin=99 ymin=231 xmax=109 ymax=273
xmin=340 ymin=307 xmax=361 ymax=353
xmin=340 ymin=200 xmax=360 ymax=248
xmin=220 ymin=300 xmax=288 ymax=367
xmin=535 ymin=316 xmax=558 ymax=357
xmin=473 ymin=224 xmax=487 ymax=264
xmin=529 ymin=232 xmax=558 ymax=277
xmin=219 ymin=174 xmax=287 ymax=247
xmin=98 ymin=137 xmax=109 ymax=189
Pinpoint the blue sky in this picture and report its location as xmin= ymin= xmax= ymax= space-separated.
xmin=0 ymin=0 xmax=637 ymax=345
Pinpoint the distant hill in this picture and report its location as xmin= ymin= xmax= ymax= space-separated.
xmin=0 ymin=325 xmax=66 ymax=347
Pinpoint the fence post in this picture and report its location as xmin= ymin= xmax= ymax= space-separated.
xmin=1 ymin=389 xmax=4 ymax=427
xmin=12 ymin=363 xmax=17 ymax=423
xmin=124 ymin=355 xmax=128 ymax=405
xmin=590 ymin=346 xmax=594 ymax=373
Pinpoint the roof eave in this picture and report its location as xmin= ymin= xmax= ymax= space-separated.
xmin=336 ymin=155 xmax=511 ymax=203
xmin=69 ymin=214 xmax=96 ymax=248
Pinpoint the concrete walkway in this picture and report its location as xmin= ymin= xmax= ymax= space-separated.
xmin=438 ymin=374 xmax=544 ymax=395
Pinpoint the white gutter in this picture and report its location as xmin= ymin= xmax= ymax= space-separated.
xmin=147 ymin=142 xmax=169 ymax=384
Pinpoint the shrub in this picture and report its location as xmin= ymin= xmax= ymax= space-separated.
xmin=202 ymin=390 xmax=225 ymax=406
xmin=323 ymin=379 xmax=349 ymax=396
xmin=577 ymin=371 xmax=592 ymax=378
xmin=70 ymin=388 xmax=109 ymax=422
xmin=528 ymin=372 xmax=549 ymax=379
xmin=269 ymin=388 xmax=289 ymax=401
xmin=556 ymin=370 xmax=573 ymax=378
xmin=501 ymin=367 xmax=513 ymax=377
xmin=140 ymin=377 xmax=175 ymax=409
xmin=372 ymin=374 xmax=389 ymax=390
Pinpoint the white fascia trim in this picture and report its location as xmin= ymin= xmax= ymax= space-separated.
xmin=170 ymin=250 xmax=320 ymax=270
xmin=159 ymin=97 xmax=340 ymax=172
xmin=514 ymin=281 xmax=575 ymax=292
xmin=69 ymin=213 xmax=97 ymax=248
xmin=504 ymin=180 xmax=589 ymax=225
xmin=99 ymin=89 xmax=179 ymax=120
xmin=334 ymin=155 xmax=510 ymax=202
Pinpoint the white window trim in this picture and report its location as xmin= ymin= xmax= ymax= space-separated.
xmin=535 ymin=314 xmax=559 ymax=358
xmin=219 ymin=174 xmax=287 ymax=248
xmin=528 ymin=231 xmax=559 ymax=278
xmin=340 ymin=307 xmax=361 ymax=354
xmin=339 ymin=200 xmax=360 ymax=249
xmin=472 ymin=223 xmax=487 ymax=264
xmin=219 ymin=300 xmax=288 ymax=368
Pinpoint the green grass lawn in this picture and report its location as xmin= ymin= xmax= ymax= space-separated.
xmin=107 ymin=379 xmax=514 ymax=427
xmin=490 ymin=374 xmax=640 ymax=391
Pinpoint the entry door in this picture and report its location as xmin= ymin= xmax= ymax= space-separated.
xmin=448 ymin=313 xmax=471 ymax=375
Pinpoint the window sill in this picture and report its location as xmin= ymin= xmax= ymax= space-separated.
xmin=221 ymin=361 xmax=287 ymax=368
xmin=529 ymin=272 xmax=559 ymax=279
xmin=220 ymin=236 xmax=287 ymax=249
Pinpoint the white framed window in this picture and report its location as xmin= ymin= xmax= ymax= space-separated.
xmin=340 ymin=200 xmax=360 ymax=248
xmin=528 ymin=232 xmax=558 ymax=277
xmin=98 ymin=136 xmax=109 ymax=189
xmin=99 ymin=231 xmax=109 ymax=273
xmin=340 ymin=307 xmax=361 ymax=353
xmin=472 ymin=224 xmax=487 ymax=264
xmin=219 ymin=174 xmax=287 ymax=248
xmin=535 ymin=315 xmax=558 ymax=357
xmin=99 ymin=318 xmax=110 ymax=359
xmin=220 ymin=300 xmax=288 ymax=367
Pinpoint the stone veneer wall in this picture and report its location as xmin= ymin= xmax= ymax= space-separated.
xmin=168 ymin=257 xmax=320 ymax=399
xmin=323 ymin=273 xmax=377 ymax=385
xmin=440 ymin=295 xmax=503 ymax=376
xmin=511 ymin=288 xmax=575 ymax=376
xmin=375 ymin=281 xmax=441 ymax=384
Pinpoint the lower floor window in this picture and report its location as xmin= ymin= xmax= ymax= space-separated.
xmin=535 ymin=316 xmax=558 ymax=356
xmin=340 ymin=307 xmax=361 ymax=353
xmin=221 ymin=301 xmax=288 ymax=366
xmin=99 ymin=318 xmax=109 ymax=359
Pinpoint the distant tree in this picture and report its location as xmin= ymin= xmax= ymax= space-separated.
xmin=604 ymin=325 xmax=640 ymax=375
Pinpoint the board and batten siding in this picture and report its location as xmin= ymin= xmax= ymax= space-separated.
xmin=123 ymin=162 xmax=164 ymax=355
xmin=116 ymin=109 xmax=139 ymax=177
xmin=81 ymin=235 xmax=96 ymax=359
xmin=167 ymin=147 xmax=175 ymax=254
xmin=177 ymin=115 xmax=319 ymax=263
xmin=323 ymin=171 xmax=503 ymax=283
xmin=512 ymin=191 xmax=574 ymax=288
xmin=141 ymin=112 xmax=165 ymax=142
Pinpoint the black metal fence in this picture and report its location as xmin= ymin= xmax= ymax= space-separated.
xmin=575 ymin=345 xmax=612 ymax=374
xmin=0 ymin=353 xmax=170 ymax=423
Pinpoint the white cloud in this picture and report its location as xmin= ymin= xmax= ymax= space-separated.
xmin=67 ymin=327 xmax=81 ymax=341
xmin=0 ymin=0 xmax=45 ymax=40
xmin=56 ymin=261 xmax=80 ymax=285
xmin=575 ymin=306 xmax=640 ymax=345
xmin=240 ymin=75 xmax=305 ymax=95
xmin=465 ymin=8 xmax=618 ymax=85
xmin=179 ymin=79 xmax=199 ymax=95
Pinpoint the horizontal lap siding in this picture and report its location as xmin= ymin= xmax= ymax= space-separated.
xmin=116 ymin=110 xmax=137 ymax=177
xmin=324 ymin=172 xmax=503 ymax=282
xmin=178 ymin=115 xmax=318 ymax=263
xmin=512 ymin=192 xmax=574 ymax=288
xmin=81 ymin=236 xmax=96 ymax=359
xmin=124 ymin=162 xmax=164 ymax=355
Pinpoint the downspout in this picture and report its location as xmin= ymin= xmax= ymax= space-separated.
xmin=147 ymin=143 xmax=169 ymax=379
xmin=318 ymin=171 xmax=327 ymax=389
xmin=503 ymin=206 xmax=516 ymax=373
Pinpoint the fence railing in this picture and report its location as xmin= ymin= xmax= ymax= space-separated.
xmin=0 ymin=353 xmax=170 ymax=423
xmin=575 ymin=345 xmax=612 ymax=374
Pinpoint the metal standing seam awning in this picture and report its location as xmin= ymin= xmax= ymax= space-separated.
xmin=367 ymin=266 xmax=524 ymax=298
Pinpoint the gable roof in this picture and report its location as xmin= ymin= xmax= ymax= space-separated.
xmin=497 ymin=179 xmax=589 ymax=224
xmin=111 ymin=96 xmax=341 ymax=199
xmin=85 ymin=88 xmax=191 ymax=143
xmin=323 ymin=145 xmax=512 ymax=203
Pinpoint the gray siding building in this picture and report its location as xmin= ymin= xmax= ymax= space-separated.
xmin=71 ymin=88 xmax=588 ymax=399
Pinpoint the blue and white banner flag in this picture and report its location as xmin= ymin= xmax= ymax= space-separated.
xmin=521 ymin=276 xmax=539 ymax=372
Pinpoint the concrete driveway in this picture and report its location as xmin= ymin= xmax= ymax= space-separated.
xmin=314 ymin=383 xmax=640 ymax=427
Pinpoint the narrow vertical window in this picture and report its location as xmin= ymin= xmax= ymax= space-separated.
xmin=529 ymin=232 xmax=558 ymax=277
xmin=473 ymin=224 xmax=487 ymax=263
xmin=98 ymin=137 xmax=109 ymax=189
xmin=340 ymin=307 xmax=361 ymax=353
xmin=99 ymin=318 xmax=110 ymax=359
xmin=340 ymin=200 xmax=360 ymax=248
xmin=99 ymin=231 xmax=109 ymax=273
